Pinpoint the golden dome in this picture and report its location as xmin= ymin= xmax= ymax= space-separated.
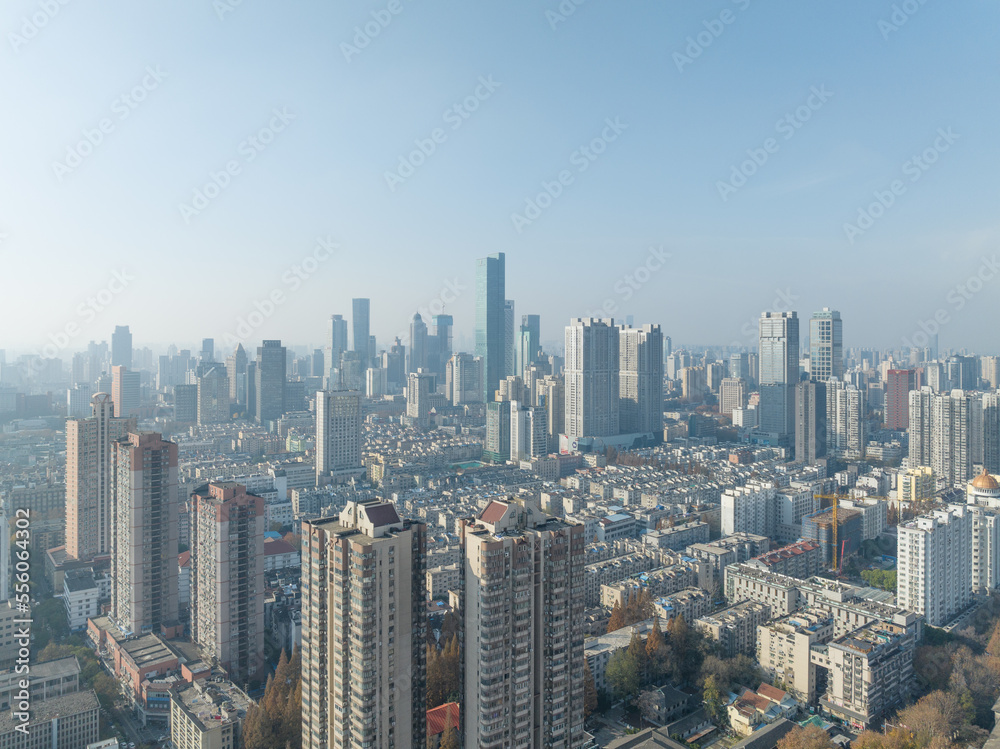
xmin=971 ymin=469 xmax=1000 ymax=491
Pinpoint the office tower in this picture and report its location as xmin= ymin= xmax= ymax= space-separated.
xmin=720 ymin=377 xmax=747 ymax=417
xmin=407 ymin=314 xmax=428 ymax=374
xmin=897 ymin=505 xmax=972 ymax=626
xmin=909 ymin=387 xmax=983 ymax=488
xmin=946 ymin=355 xmax=978 ymax=391
xmin=196 ymin=365 xmax=230 ymax=425
xmin=758 ymin=311 xmax=799 ymax=441
xmin=200 ymin=338 xmax=215 ymax=363
xmin=809 ymin=308 xmax=843 ymax=382
xmin=516 ymin=314 xmax=541 ymax=379
xmin=564 ymin=318 xmax=620 ymax=439
xmin=174 ymin=384 xmax=198 ymax=423
xmin=110 ymin=432 xmax=179 ymax=635
xmin=111 ymin=365 xmax=140 ymax=418
xmin=430 ymin=314 xmax=454 ymax=377
xmin=537 ymin=375 xmax=565 ymax=452
xmin=794 ymin=381 xmax=826 ymax=463
xmin=475 ymin=252 xmax=506 ymax=402
xmin=111 ymin=325 xmax=132 ymax=368
xmin=66 ymin=393 xmax=133 ymax=561
xmin=664 ymin=335 xmax=672 ymax=358
xmin=226 ymin=344 xmax=248 ymax=407
xmin=190 ymin=482 xmax=265 ymax=684
xmin=619 ymin=324 xmax=664 ymax=436
xmin=382 ymin=337 xmax=406 ymax=391
xmin=827 ymin=381 xmax=865 ymax=460
xmin=504 ymin=300 xmax=516 ymax=377
xmin=315 ymin=390 xmax=363 ymax=484
xmin=460 ymin=497 xmax=586 ymax=748
xmin=352 ymin=298 xmax=371 ymax=358
xmin=365 ymin=367 xmax=387 ymax=397
xmin=311 ymin=348 xmax=325 ymax=378
xmin=485 ymin=399 xmax=512 ymax=462
xmin=984 ymin=392 xmax=1000 ymax=475
xmin=337 ymin=351 xmax=364 ymax=391
xmin=255 ymin=340 xmax=286 ymax=426
xmin=406 ymin=372 xmax=435 ymax=428
xmin=729 ymin=352 xmax=749 ymax=382
xmin=326 ymin=314 xmax=349 ymax=386
xmin=886 ymin=369 xmax=917 ymax=430
xmin=301 ymin=502 xmax=427 ymax=749
xmin=447 ymin=353 xmax=483 ymax=406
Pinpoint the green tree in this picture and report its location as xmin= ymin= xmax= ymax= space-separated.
xmin=703 ymin=674 xmax=727 ymax=726
xmin=32 ymin=599 xmax=69 ymax=652
xmin=606 ymin=649 xmax=641 ymax=704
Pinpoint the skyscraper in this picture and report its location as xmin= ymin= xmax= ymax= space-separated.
xmin=504 ymin=299 xmax=516 ymax=378
xmin=515 ymin=314 xmax=541 ymax=380
xmin=809 ymin=308 xmax=843 ymax=382
xmin=196 ymin=365 xmax=229 ymax=425
xmin=475 ymin=253 xmax=506 ymax=402
xmin=111 ymin=365 xmax=140 ymax=418
xmin=758 ymin=311 xmax=799 ymax=442
xmin=407 ymin=313 xmax=428 ymax=374
xmin=326 ymin=314 xmax=349 ymax=386
xmin=302 ymin=501 xmax=427 ymax=749
xmin=315 ymin=390 xmax=363 ymax=485
xmin=460 ymin=496 xmax=586 ymax=748
xmin=564 ymin=318 xmax=620 ymax=440
xmin=794 ymin=381 xmax=826 ymax=463
xmin=405 ymin=371 xmax=435 ymax=428
xmin=619 ymin=323 xmax=664 ymax=436
xmin=885 ymin=369 xmax=918 ymax=430
xmin=909 ymin=387 xmax=983 ymax=488
xmin=200 ymin=338 xmax=215 ymax=363
xmin=111 ymin=325 xmax=132 ymax=369
xmin=720 ymin=377 xmax=748 ymax=417
xmin=352 ymin=298 xmax=370 ymax=358
xmin=66 ymin=393 xmax=133 ymax=561
xmin=429 ymin=314 xmax=453 ymax=376
xmin=190 ymin=482 xmax=265 ymax=685
xmin=827 ymin=380 xmax=865 ymax=460
xmin=485 ymin=398 xmax=512 ymax=462
xmin=226 ymin=344 xmax=248 ymax=408
xmin=447 ymin=353 xmax=483 ymax=406
xmin=254 ymin=340 xmax=286 ymax=426
xmin=111 ymin=432 xmax=179 ymax=636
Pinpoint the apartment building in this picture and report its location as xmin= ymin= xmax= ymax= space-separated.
xmin=756 ymin=608 xmax=834 ymax=704
xmin=746 ymin=541 xmax=823 ymax=580
xmin=897 ymin=505 xmax=973 ymax=626
xmin=695 ymin=601 xmax=772 ymax=658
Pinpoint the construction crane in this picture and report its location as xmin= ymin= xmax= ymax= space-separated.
xmin=814 ymin=493 xmax=892 ymax=572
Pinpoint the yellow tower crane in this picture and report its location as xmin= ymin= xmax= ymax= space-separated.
xmin=813 ymin=493 xmax=892 ymax=572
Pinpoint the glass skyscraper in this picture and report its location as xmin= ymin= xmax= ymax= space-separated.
xmin=475 ymin=252 xmax=505 ymax=402
xmin=809 ymin=307 xmax=843 ymax=382
xmin=758 ymin=311 xmax=799 ymax=440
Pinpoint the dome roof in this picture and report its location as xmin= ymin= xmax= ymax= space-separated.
xmin=971 ymin=469 xmax=1000 ymax=491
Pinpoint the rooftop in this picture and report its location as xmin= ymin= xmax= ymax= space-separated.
xmin=0 ymin=689 xmax=99 ymax=734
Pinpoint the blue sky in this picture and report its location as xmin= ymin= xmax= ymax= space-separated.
xmin=2 ymin=0 xmax=998 ymax=358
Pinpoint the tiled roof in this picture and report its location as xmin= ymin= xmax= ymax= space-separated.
xmin=426 ymin=702 xmax=460 ymax=736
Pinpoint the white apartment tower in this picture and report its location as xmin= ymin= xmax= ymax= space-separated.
xmin=897 ymin=505 xmax=972 ymax=626
xmin=618 ymin=324 xmax=664 ymax=435
xmin=909 ymin=388 xmax=983 ymax=488
xmin=315 ymin=390 xmax=363 ymax=484
xmin=564 ymin=318 xmax=620 ymax=439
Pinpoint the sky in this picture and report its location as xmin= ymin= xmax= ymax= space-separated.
xmin=2 ymin=0 xmax=998 ymax=359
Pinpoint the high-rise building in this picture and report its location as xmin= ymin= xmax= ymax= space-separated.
xmin=475 ymin=253 xmax=506 ymax=403
xmin=537 ymin=375 xmax=565 ymax=453
xmin=301 ymin=501 xmax=427 ymax=749
xmin=680 ymin=366 xmax=707 ymax=402
xmin=174 ymin=384 xmax=198 ymax=423
xmin=909 ymin=387 xmax=983 ymax=488
xmin=619 ymin=324 xmax=664 ymax=436
xmin=382 ymin=337 xmax=406 ymax=391
xmin=352 ymin=298 xmax=371 ymax=359
xmin=758 ymin=311 xmax=799 ymax=442
xmin=429 ymin=314 xmax=454 ymax=377
xmin=721 ymin=481 xmax=777 ymax=537
xmin=405 ymin=372 xmax=435 ymax=428
xmin=226 ymin=344 xmax=248 ymax=408
xmin=720 ymin=377 xmax=748 ymax=417
xmin=110 ymin=432 xmax=179 ymax=635
xmin=190 ymin=482 xmax=266 ymax=684
xmin=111 ymin=325 xmax=132 ymax=369
xmin=969 ymin=504 xmax=1000 ymax=594
xmin=66 ymin=393 xmax=133 ymax=561
xmin=510 ymin=402 xmax=548 ymax=461
xmin=485 ymin=398 xmax=511 ymax=462
xmin=460 ymin=497 xmax=586 ymax=748
xmin=255 ymin=340 xmax=286 ymax=426
xmin=315 ymin=390 xmax=363 ymax=484
xmin=983 ymin=391 xmax=1000 ymax=475
xmin=516 ymin=314 xmax=541 ymax=379
xmin=885 ymin=369 xmax=917 ymax=430
xmin=407 ymin=314 xmax=428 ymax=374
xmin=447 ymin=353 xmax=483 ymax=406
xmin=827 ymin=380 xmax=865 ymax=460
xmin=111 ymin=365 xmax=140 ymax=418
xmin=809 ymin=308 xmax=843 ymax=382
xmin=897 ymin=505 xmax=972 ymax=626
xmin=504 ymin=299 xmax=516 ymax=378
xmin=794 ymin=381 xmax=826 ymax=463
xmin=200 ymin=338 xmax=215 ymax=363
xmin=729 ymin=352 xmax=750 ymax=383
xmin=564 ymin=318 xmax=620 ymax=439
xmin=326 ymin=315 xmax=349 ymax=386
xmin=196 ymin=365 xmax=230 ymax=425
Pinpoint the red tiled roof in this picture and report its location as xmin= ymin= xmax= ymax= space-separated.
xmin=757 ymin=683 xmax=788 ymax=703
xmin=178 ymin=551 xmax=190 ymax=567
xmin=427 ymin=702 xmax=460 ymax=736
xmin=264 ymin=538 xmax=297 ymax=556
xmin=479 ymin=501 xmax=509 ymax=524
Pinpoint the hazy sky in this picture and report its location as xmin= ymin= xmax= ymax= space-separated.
xmin=2 ymin=0 xmax=998 ymax=359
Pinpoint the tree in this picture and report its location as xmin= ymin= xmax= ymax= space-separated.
xmin=32 ymin=599 xmax=69 ymax=652
xmin=439 ymin=725 xmax=460 ymax=749
xmin=606 ymin=649 xmax=641 ymax=704
xmin=427 ymin=635 xmax=461 ymax=709
xmin=860 ymin=569 xmax=896 ymax=592
xmin=776 ymin=725 xmax=836 ymax=749
xmin=897 ymin=690 xmax=967 ymax=743
xmin=703 ymin=674 xmax=727 ymax=726
xmin=608 ymin=601 xmax=626 ymax=633
xmin=584 ymin=660 xmax=598 ymax=718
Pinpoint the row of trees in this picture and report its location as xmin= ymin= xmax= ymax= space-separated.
xmin=241 ymin=648 xmax=302 ymax=749
xmin=427 ymin=635 xmax=461 ymax=709
xmin=608 ymin=590 xmax=657 ymax=633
